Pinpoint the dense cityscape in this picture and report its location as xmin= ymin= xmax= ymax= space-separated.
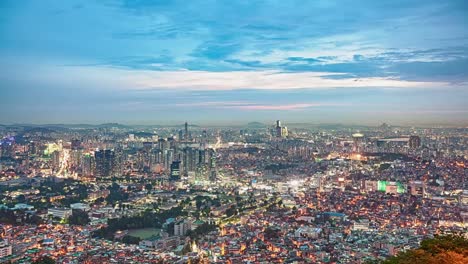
xmin=2 ymin=0 xmax=468 ymax=263
xmin=0 ymin=121 xmax=466 ymax=263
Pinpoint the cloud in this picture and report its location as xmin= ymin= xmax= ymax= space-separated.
xmin=2 ymin=0 xmax=467 ymax=83
xmin=173 ymin=101 xmax=336 ymax=111
xmin=227 ymin=103 xmax=322 ymax=111
xmin=6 ymin=60 xmax=456 ymax=92
xmin=174 ymin=101 xmax=251 ymax=107
xmin=117 ymin=68 xmax=455 ymax=90
xmin=1 ymin=0 xmax=468 ymax=124
xmin=23 ymin=64 xmax=455 ymax=91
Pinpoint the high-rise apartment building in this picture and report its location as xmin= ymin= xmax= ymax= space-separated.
xmin=94 ymin=149 xmax=116 ymax=178
xmin=409 ymin=136 xmax=421 ymax=149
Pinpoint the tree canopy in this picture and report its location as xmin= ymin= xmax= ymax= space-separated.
xmin=381 ymin=234 xmax=468 ymax=264
xmin=32 ymin=256 xmax=55 ymax=264
xmin=68 ymin=209 xmax=90 ymax=226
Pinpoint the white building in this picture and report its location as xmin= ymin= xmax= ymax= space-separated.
xmin=296 ymin=216 xmax=315 ymax=223
xmin=353 ymin=219 xmax=370 ymax=231
xmin=295 ymin=227 xmax=321 ymax=238
xmin=70 ymin=203 xmax=90 ymax=211
xmin=282 ymin=196 xmax=297 ymax=208
xmin=13 ymin=203 xmax=34 ymax=211
xmin=48 ymin=208 xmax=72 ymax=219
xmin=174 ymin=219 xmax=192 ymax=236
xmin=460 ymin=190 xmax=468 ymax=205
xmin=0 ymin=240 xmax=12 ymax=258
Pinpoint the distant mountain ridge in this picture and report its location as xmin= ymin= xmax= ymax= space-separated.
xmin=246 ymin=122 xmax=267 ymax=128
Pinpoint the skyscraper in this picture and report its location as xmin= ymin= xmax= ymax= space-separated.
xmin=409 ymin=136 xmax=421 ymax=149
xmin=113 ymin=147 xmax=124 ymax=176
xmin=352 ymin=133 xmax=364 ymax=152
xmin=183 ymin=147 xmax=195 ymax=173
xmin=28 ymin=141 xmax=37 ymax=156
xmin=209 ymin=149 xmax=217 ymax=181
xmin=275 ymin=120 xmax=288 ymax=138
xmin=94 ymin=149 xmax=115 ymax=178
xmin=275 ymin=120 xmax=282 ymax=137
xmin=165 ymin=149 xmax=174 ymax=170
xmin=170 ymin=161 xmax=181 ymax=181
xmin=178 ymin=130 xmax=183 ymax=141
xmin=82 ymin=153 xmax=94 ymax=177
xmin=51 ymin=150 xmax=61 ymax=171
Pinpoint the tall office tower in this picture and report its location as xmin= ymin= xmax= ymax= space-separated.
xmin=167 ymin=137 xmax=176 ymax=149
xmin=178 ymin=130 xmax=183 ymax=141
xmin=409 ymin=135 xmax=421 ymax=149
xmin=209 ymin=149 xmax=217 ymax=181
xmin=94 ymin=149 xmax=115 ymax=178
xmin=170 ymin=161 xmax=181 ymax=181
xmin=199 ymin=149 xmax=206 ymax=164
xmin=148 ymin=151 xmax=157 ymax=170
xmin=113 ymin=148 xmax=124 ymax=176
xmin=183 ymin=147 xmax=198 ymax=173
xmin=0 ymin=138 xmax=14 ymax=158
xmin=194 ymin=148 xmax=201 ymax=168
xmin=136 ymin=150 xmax=147 ymax=171
xmin=51 ymin=150 xmax=61 ymax=171
xmin=154 ymin=149 xmax=163 ymax=164
xmin=70 ymin=149 xmax=83 ymax=169
xmin=71 ymin=139 xmax=81 ymax=150
xmin=82 ymin=153 xmax=94 ymax=177
xmin=184 ymin=122 xmax=189 ymax=140
xmin=352 ymin=133 xmax=364 ymax=152
xmin=165 ymin=149 xmax=174 ymax=170
xmin=182 ymin=147 xmax=189 ymax=173
xmin=275 ymin=120 xmax=282 ymax=137
xmin=28 ymin=141 xmax=37 ymax=156
xmin=158 ymin=138 xmax=169 ymax=151
xmin=281 ymin=126 xmax=288 ymax=138
xmin=274 ymin=120 xmax=288 ymax=138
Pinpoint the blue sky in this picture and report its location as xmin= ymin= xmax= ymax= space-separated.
xmin=1 ymin=0 xmax=467 ymax=125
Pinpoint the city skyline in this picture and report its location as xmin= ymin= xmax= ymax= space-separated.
xmin=1 ymin=0 xmax=468 ymax=125
xmin=1 ymin=2 xmax=468 ymax=263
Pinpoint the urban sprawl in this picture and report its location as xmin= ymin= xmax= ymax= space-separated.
xmin=0 ymin=121 xmax=466 ymax=263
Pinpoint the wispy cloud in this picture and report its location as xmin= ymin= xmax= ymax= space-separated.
xmin=1 ymin=0 xmax=468 ymax=124
xmin=226 ymin=103 xmax=321 ymax=111
xmin=174 ymin=101 xmax=251 ymax=107
xmin=173 ymin=101 xmax=336 ymax=111
xmin=44 ymin=65 xmax=454 ymax=91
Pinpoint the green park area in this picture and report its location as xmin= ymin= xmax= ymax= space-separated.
xmin=127 ymin=228 xmax=161 ymax=239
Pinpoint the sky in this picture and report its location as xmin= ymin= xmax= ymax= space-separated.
xmin=1 ymin=0 xmax=467 ymax=126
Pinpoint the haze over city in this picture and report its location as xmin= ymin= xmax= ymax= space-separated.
xmin=1 ymin=0 xmax=468 ymax=126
